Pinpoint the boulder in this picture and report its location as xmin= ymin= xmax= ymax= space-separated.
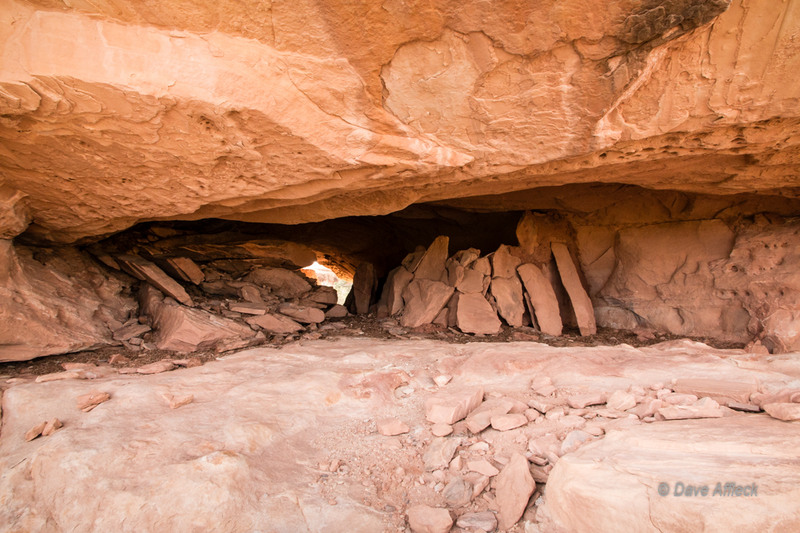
xmin=657 ymin=397 xmax=723 ymax=420
xmin=495 ymin=453 xmax=536 ymax=530
xmin=517 ymin=263 xmax=563 ymax=336
xmin=244 ymin=268 xmax=311 ymax=299
xmin=456 ymin=511 xmax=497 ymax=532
xmin=490 ymin=276 xmax=525 ymax=327
xmin=453 ymin=292 xmax=502 ymax=335
xmin=377 ymin=265 xmax=413 ymax=316
xmin=423 ymin=437 xmax=462 ymax=471
xmin=516 ymin=211 xmax=538 ymax=257
xmin=0 ymin=244 xmax=135 ymax=362
xmin=413 ymin=236 xmax=449 ymax=281
xmin=149 ymin=301 xmax=260 ymax=352
xmin=606 ymin=390 xmax=637 ymax=411
xmin=406 ymin=505 xmax=452 ymax=533
xmin=465 ymin=397 xmax=515 ymax=433
xmin=542 ymin=417 xmax=800 ymax=532
xmin=763 ymin=403 xmax=800 ymax=422
xmin=425 ymin=387 xmax=484 ymax=425
xmin=117 ymin=254 xmax=194 ymax=306
xmin=246 ymin=313 xmax=304 ymax=334
xmin=278 ymin=303 xmax=325 ymax=324
xmin=350 ymin=262 xmax=378 ymax=315
xmin=456 ymin=268 xmax=485 ymax=294
xmin=551 ymin=242 xmax=596 ymax=336
xmin=491 ymin=245 xmax=522 ymax=279
xmin=490 ymin=413 xmax=528 ymax=431
xmin=164 ymin=257 xmax=205 ymax=285
xmin=400 ymin=279 xmax=454 ymax=328
xmin=325 ymin=305 xmax=348 ymax=319
xmin=443 ymin=477 xmax=473 ymax=507
xmin=307 ymin=286 xmax=338 ymax=305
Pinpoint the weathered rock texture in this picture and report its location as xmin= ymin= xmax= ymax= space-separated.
xmin=541 ymin=417 xmax=800 ymax=532
xmin=0 ymin=243 xmax=134 ymax=361
xmin=0 ymin=0 xmax=797 ymax=243
xmin=1 ymin=0 xmax=800 ymax=356
xmin=2 ymin=338 xmax=799 ymax=532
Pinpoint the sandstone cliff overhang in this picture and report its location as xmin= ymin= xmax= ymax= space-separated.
xmin=0 ymin=0 xmax=797 ymax=243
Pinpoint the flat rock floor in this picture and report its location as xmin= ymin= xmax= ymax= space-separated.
xmin=1 ymin=339 xmax=799 ymax=532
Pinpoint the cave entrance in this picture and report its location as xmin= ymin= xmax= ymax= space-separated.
xmin=82 ymin=182 xmax=800 ymax=355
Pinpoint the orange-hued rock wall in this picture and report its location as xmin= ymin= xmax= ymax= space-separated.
xmin=0 ymin=0 xmax=798 ymax=242
xmin=1 ymin=0 xmax=799 ymax=360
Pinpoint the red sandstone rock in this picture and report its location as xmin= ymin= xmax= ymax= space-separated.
xmin=443 ymin=477 xmax=473 ymax=507
xmin=657 ymin=397 xmax=723 ymax=420
xmin=490 ymin=413 xmax=528 ymax=431
xmin=244 ymin=268 xmax=311 ymax=299
xmin=606 ymin=390 xmax=637 ymax=411
xmin=491 ymin=245 xmax=522 ymax=279
xmin=516 ymin=211 xmax=538 ymax=257
xmin=76 ymin=391 xmax=111 ymax=412
xmin=413 ymin=236 xmax=449 ymax=282
xmin=41 ymin=417 xmax=63 ymax=437
xmin=108 ymin=353 xmax=130 ymax=365
xmin=425 ymin=387 xmax=484 ymax=425
xmin=490 ymin=276 xmax=525 ymax=327
xmin=495 ymin=453 xmax=536 ymax=530
xmin=377 ymin=418 xmax=410 ymax=436
xmin=112 ymin=321 xmax=151 ymax=341
xmin=163 ymin=393 xmax=194 ymax=409
xmin=467 ymin=459 xmax=499 ymax=477
xmin=456 ymin=268 xmax=485 ymax=294
xmin=25 ymin=421 xmax=46 ymax=441
xmin=278 ymin=303 xmax=325 ymax=324
xmin=350 ymin=262 xmax=377 ymax=314
xmin=164 ymin=257 xmax=205 ymax=285
xmin=377 ymin=266 xmax=413 ymax=317
xmin=423 ymin=437 xmax=462 ymax=471
xmin=431 ymin=423 xmax=453 ymax=437
xmin=151 ymin=302 xmax=260 ymax=352
xmin=324 ymin=305 xmax=348 ymax=319
xmin=117 ymin=255 xmax=194 ymax=306
xmin=35 ymin=371 xmax=83 ymax=383
xmin=673 ymin=378 xmax=758 ymax=405
xmin=246 ymin=313 xmax=304 ymax=334
xmin=406 ymin=505 xmax=452 ymax=533
xmin=0 ymin=244 xmax=135 ymax=362
xmin=465 ymin=397 xmax=515 ymax=433
xmin=517 ymin=263 xmax=563 ymax=336
xmin=401 ymin=247 xmax=426 ymax=273
xmin=453 ymin=292 xmax=501 ymax=335
xmin=567 ymin=392 xmax=606 ymax=409
xmin=228 ymin=302 xmax=268 ymax=315
xmin=551 ymin=242 xmax=596 ymax=336
xmin=307 ymin=286 xmax=338 ymax=305
xmin=456 ymin=511 xmax=497 ymax=532
xmin=400 ymin=279 xmax=454 ymax=328
xmin=762 ymin=403 xmax=800 ymax=422
xmin=137 ymin=360 xmax=175 ymax=375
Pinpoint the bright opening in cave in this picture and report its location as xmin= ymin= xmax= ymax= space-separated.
xmin=302 ymin=261 xmax=352 ymax=305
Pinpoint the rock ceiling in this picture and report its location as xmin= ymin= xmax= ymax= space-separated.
xmin=0 ymin=0 xmax=798 ymax=242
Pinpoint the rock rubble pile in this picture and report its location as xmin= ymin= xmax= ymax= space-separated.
xmin=101 ymin=252 xmax=348 ymax=354
xmin=353 ymin=212 xmax=597 ymax=338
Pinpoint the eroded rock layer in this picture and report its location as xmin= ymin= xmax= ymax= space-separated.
xmin=0 ymin=0 xmax=798 ymax=242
